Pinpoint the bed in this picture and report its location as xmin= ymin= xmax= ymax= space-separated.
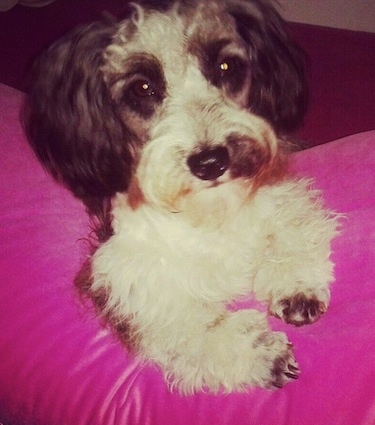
xmin=1 ymin=82 xmax=374 ymax=425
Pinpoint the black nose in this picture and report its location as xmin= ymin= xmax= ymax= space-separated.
xmin=187 ymin=146 xmax=230 ymax=181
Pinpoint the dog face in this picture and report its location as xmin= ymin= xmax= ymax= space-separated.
xmin=24 ymin=0 xmax=307 ymax=217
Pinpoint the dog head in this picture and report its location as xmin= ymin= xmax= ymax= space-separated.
xmin=24 ymin=0 xmax=307 ymax=220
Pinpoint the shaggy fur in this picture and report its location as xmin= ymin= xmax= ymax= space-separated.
xmin=24 ymin=0 xmax=338 ymax=393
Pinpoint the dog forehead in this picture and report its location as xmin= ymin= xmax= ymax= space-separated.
xmin=130 ymin=7 xmax=185 ymax=56
xmin=181 ymin=0 xmax=239 ymax=42
xmin=110 ymin=1 xmax=240 ymax=71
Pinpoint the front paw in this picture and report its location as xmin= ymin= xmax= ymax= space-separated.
xmin=271 ymin=291 xmax=329 ymax=326
xmin=159 ymin=311 xmax=300 ymax=393
xmin=265 ymin=336 xmax=300 ymax=388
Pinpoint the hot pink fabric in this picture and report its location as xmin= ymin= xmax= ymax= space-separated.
xmin=1 ymin=83 xmax=374 ymax=425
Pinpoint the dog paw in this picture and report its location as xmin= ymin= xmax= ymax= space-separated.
xmin=271 ymin=292 xmax=328 ymax=326
xmin=255 ymin=331 xmax=300 ymax=389
xmin=270 ymin=344 xmax=300 ymax=388
xmin=147 ymin=311 xmax=300 ymax=393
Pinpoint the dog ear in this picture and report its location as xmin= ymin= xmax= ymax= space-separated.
xmin=23 ymin=20 xmax=136 ymax=215
xmin=227 ymin=0 xmax=308 ymax=135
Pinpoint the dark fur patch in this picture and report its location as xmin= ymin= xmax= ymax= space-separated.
xmin=226 ymin=134 xmax=271 ymax=179
xmin=75 ymin=258 xmax=139 ymax=349
xmin=227 ymin=1 xmax=308 ymax=134
xmin=106 ymin=53 xmax=166 ymax=119
xmin=23 ymin=21 xmax=137 ymax=216
xmin=194 ymin=38 xmax=250 ymax=96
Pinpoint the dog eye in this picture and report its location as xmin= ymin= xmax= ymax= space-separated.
xmin=218 ymin=57 xmax=240 ymax=79
xmin=130 ymin=80 xmax=156 ymax=97
xmin=219 ymin=60 xmax=232 ymax=77
xmin=122 ymin=76 xmax=164 ymax=119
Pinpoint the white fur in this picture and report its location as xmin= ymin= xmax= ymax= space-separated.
xmin=89 ymin=1 xmax=339 ymax=393
xmin=92 ymin=179 xmax=338 ymax=393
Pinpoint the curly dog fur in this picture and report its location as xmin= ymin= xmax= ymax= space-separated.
xmin=24 ymin=0 xmax=338 ymax=393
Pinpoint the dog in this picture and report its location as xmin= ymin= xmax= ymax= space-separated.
xmin=24 ymin=0 xmax=338 ymax=393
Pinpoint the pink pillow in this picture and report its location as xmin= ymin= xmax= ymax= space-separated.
xmin=1 ymin=83 xmax=374 ymax=425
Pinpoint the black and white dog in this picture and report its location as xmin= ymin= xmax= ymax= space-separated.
xmin=24 ymin=0 xmax=338 ymax=393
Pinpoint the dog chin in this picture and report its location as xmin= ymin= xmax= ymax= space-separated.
xmin=174 ymin=178 xmax=254 ymax=227
xmin=125 ymin=173 xmax=253 ymax=227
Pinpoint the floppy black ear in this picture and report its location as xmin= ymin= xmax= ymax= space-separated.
xmin=23 ymin=20 xmax=136 ymax=215
xmin=227 ymin=0 xmax=308 ymax=135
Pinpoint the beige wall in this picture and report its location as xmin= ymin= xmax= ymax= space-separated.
xmin=279 ymin=0 xmax=375 ymax=33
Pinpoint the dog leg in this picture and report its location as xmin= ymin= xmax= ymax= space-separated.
xmin=138 ymin=307 xmax=299 ymax=393
xmin=252 ymin=182 xmax=338 ymax=327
